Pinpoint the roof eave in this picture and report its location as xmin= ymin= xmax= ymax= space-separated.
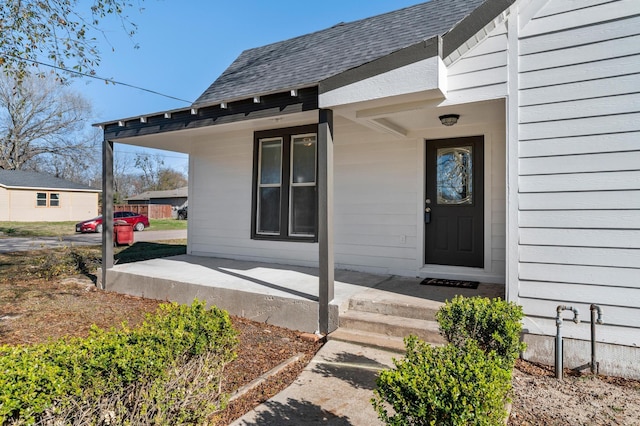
xmin=0 ymin=184 xmax=101 ymax=193
xmin=95 ymin=84 xmax=319 ymax=130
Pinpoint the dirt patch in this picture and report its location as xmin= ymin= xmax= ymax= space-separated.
xmin=509 ymin=359 xmax=640 ymax=425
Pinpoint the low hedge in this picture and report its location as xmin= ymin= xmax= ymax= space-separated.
xmin=372 ymin=296 xmax=525 ymax=425
xmin=437 ymin=295 xmax=525 ymax=368
xmin=0 ymin=300 xmax=238 ymax=425
xmin=373 ymin=337 xmax=511 ymax=426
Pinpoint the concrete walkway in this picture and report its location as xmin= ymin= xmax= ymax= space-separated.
xmin=230 ymin=340 xmax=398 ymax=425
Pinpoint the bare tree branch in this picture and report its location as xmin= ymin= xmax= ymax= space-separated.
xmin=0 ymin=73 xmax=96 ymax=179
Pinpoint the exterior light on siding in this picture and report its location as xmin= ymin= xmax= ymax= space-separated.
xmin=439 ymin=114 xmax=460 ymax=126
xmin=190 ymin=108 xmax=198 ymax=115
xmin=140 ymin=116 xmax=147 ymax=123
xmin=253 ymin=96 xmax=261 ymax=103
xmin=164 ymin=112 xmax=172 ymax=119
xmin=290 ymin=89 xmax=298 ymax=97
xmin=118 ymin=120 xmax=125 ymax=127
xmin=220 ymin=102 xmax=228 ymax=109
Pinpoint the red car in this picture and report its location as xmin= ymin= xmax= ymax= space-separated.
xmin=75 ymin=211 xmax=150 ymax=233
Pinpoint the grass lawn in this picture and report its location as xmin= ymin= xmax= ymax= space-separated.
xmin=0 ymin=218 xmax=187 ymax=238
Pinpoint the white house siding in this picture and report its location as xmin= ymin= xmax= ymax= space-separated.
xmin=186 ymin=119 xmax=421 ymax=275
xmin=437 ymin=19 xmax=510 ymax=282
xmin=333 ymin=118 xmax=420 ymax=276
xmin=445 ymin=21 xmax=508 ymax=105
xmin=187 ymin=128 xmax=318 ymax=266
xmin=513 ymin=0 xmax=640 ymax=375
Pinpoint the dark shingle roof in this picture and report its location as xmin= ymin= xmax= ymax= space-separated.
xmin=194 ymin=0 xmax=486 ymax=107
xmin=0 ymin=170 xmax=100 ymax=192
xmin=126 ymin=187 xmax=188 ymax=201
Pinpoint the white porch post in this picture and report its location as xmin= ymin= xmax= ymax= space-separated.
xmin=101 ymin=139 xmax=114 ymax=290
xmin=318 ymin=109 xmax=335 ymax=334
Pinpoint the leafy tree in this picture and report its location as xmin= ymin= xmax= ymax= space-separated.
xmin=157 ymin=168 xmax=187 ymax=191
xmin=0 ymin=0 xmax=143 ymax=81
xmin=0 ymin=74 xmax=97 ymax=174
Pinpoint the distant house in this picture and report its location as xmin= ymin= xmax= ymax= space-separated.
xmin=125 ymin=186 xmax=188 ymax=209
xmin=0 ymin=170 xmax=100 ymax=222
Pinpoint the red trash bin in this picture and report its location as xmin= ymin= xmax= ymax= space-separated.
xmin=114 ymin=220 xmax=134 ymax=246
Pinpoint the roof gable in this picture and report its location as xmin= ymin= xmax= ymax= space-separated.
xmin=194 ymin=0 xmax=486 ymax=107
xmin=0 ymin=170 xmax=100 ymax=192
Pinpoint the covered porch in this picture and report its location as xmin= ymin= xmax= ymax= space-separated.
xmin=100 ymin=254 xmax=504 ymax=337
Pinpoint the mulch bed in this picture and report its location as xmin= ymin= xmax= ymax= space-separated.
xmin=0 ymin=275 xmax=322 ymax=425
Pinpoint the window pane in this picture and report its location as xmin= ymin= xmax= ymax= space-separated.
xmin=292 ymin=136 xmax=316 ymax=183
xmin=260 ymin=140 xmax=282 ymax=184
xmin=50 ymin=193 xmax=60 ymax=207
xmin=36 ymin=192 xmax=47 ymax=207
xmin=290 ymin=186 xmax=315 ymax=235
xmin=436 ymin=146 xmax=473 ymax=205
xmin=259 ymin=187 xmax=280 ymax=233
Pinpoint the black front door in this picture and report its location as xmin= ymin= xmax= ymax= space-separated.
xmin=425 ymin=136 xmax=484 ymax=267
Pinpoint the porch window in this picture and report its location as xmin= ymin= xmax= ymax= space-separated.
xmin=252 ymin=125 xmax=317 ymax=241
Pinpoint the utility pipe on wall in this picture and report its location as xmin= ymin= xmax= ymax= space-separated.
xmin=590 ymin=304 xmax=604 ymax=375
xmin=556 ymin=305 xmax=580 ymax=380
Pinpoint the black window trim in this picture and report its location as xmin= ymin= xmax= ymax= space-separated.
xmin=251 ymin=124 xmax=318 ymax=243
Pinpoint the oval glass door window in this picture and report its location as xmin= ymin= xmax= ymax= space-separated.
xmin=436 ymin=146 xmax=473 ymax=205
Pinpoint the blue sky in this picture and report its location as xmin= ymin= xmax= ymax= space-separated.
xmin=75 ymin=0 xmax=423 ymax=171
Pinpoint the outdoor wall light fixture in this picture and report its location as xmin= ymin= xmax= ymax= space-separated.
xmin=439 ymin=114 xmax=460 ymax=126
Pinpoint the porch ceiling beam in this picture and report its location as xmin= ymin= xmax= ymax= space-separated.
xmin=318 ymin=108 xmax=335 ymax=335
xmin=355 ymin=98 xmax=442 ymax=119
xmin=364 ymin=118 xmax=407 ymax=138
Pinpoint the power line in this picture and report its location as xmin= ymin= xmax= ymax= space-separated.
xmin=4 ymin=54 xmax=194 ymax=104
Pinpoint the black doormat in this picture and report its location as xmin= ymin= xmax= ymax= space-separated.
xmin=420 ymin=277 xmax=479 ymax=289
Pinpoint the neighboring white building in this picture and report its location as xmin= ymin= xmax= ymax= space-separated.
xmin=97 ymin=0 xmax=640 ymax=378
xmin=0 ymin=170 xmax=100 ymax=222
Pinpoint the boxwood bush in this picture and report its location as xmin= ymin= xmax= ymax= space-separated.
xmin=372 ymin=337 xmax=511 ymax=426
xmin=372 ymin=296 xmax=525 ymax=425
xmin=437 ymin=295 xmax=525 ymax=368
xmin=0 ymin=300 xmax=238 ymax=425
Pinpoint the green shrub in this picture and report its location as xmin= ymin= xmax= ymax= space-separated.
xmin=0 ymin=300 xmax=238 ymax=425
xmin=372 ymin=337 xmax=511 ymax=426
xmin=436 ymin=295 xmax=525 ymax=367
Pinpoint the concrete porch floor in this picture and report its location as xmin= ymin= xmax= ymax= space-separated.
xmin=102 ymin=255 xmax=505 ymax=334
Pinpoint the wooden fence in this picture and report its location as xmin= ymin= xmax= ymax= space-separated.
xmin=113 ymin=204 xmax=173 ymax=219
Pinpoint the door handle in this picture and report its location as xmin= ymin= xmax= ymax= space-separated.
xmin=424 ymin=207 xmax=431 ymax=224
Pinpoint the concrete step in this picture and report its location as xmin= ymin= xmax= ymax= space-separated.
xmin=328 ymin=328 xmax=406 ymax=353
xmin=338 ymin=310 xmax=446 ymax=345
xmin=348 ymin=294 xmax=442 ymax=321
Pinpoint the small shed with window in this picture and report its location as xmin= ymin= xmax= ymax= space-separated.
xmin=0 ymin=170 xmax=101 ymax=222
